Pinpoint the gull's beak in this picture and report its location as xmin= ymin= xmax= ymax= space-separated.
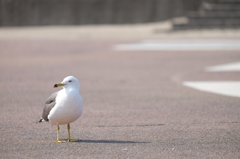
xmin=53 ymin=83 xmax=65 ymax=88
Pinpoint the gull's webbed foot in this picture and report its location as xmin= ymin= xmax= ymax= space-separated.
xmin=55 ymin=140 xmax=66 ymax=143
xmin=67 ymin=139 xmax=79 ymax=142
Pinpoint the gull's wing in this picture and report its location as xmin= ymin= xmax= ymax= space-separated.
xmin=38 ymin=91 xmax=58 ymax=122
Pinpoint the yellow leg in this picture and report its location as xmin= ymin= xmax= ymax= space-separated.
xmin=67 ymin=123 xmax=78 ymax=142
xmin=55 ymin=125 xmax=66 ymax=143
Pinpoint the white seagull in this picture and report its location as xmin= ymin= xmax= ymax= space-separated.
xmin=38 ymin=76 xmax=83 ymax=143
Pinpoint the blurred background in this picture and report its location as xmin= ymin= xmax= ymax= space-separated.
xmin=0 ymin=0 xmax=239 ymax=30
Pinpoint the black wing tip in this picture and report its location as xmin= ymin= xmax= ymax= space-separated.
xmin=37 ymin=118 xmax=44 ymax=123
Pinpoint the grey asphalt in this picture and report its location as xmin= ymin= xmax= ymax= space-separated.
xmin=0 ymin=37 xmax=239 ymax=158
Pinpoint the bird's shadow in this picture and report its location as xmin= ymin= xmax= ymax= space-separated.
xmin=62 ymin=139 xmax=148 ymax=144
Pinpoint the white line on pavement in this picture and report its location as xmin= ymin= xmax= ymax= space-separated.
xmin=114 ymin=39 xmax=240 ymax=51
xmin=206 ymin=62 xmax=240 ymax=72
xmin=183 ymin=81 xmax=240 ymax=98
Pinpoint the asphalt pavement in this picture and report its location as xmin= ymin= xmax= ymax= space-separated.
xmin=0 ymin=25 xmax=240 ymax=158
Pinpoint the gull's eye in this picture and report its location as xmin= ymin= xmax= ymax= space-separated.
xmin=68 ymin=80 xmax=72 ymax=82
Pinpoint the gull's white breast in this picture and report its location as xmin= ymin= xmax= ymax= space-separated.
xmin=48 ymin=89 xmax=83 ymax=125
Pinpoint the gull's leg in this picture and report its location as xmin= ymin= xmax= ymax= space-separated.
xmin=67 ymin=123 xmax=78 ymax=142
xmin=55 ymin=125 xmax=66 ymax=143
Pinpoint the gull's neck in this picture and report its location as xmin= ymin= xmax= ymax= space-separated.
xmin=63 ymin=86 xmax=79 ymax=93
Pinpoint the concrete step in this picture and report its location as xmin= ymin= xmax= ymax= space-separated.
xmin=188 ymin=18 xmax=240 ymax=25
xmin=173 ymin=17 xmax=240 ymax=29
xmin=173 ymin=23 xmax=240 ymax=30
xmin=172 ymin=0 xmax=240 ymax=30
xmin=203 ymin=2 xmax=240 ymax=11
xmin=218 ymin=0 xmax=240 ymax=4
xmin=188 ymin=11 xmax=240 ymax=18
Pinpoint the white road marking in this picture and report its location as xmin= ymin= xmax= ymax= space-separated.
xmin=117 ymin=39 xmax=240 ymax=97
xmin=114 ymin=39 xmax=240 ymax=51
xmin=206 ymin=62 xmax=240 ymax=72
xmin=183 ymin=81 xmax=240 ymax=98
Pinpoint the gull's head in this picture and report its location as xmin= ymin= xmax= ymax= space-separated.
xmin=53 ymin=76 xmax=80 ymax=90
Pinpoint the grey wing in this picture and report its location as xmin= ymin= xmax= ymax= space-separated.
xmin=41 ymin=91 xmax=59 ymax=122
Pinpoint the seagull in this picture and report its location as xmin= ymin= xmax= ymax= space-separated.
xmin=38 ymin=76 xmax=83 ymax=143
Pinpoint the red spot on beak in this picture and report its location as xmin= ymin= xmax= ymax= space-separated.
xmin=53 ymin=84 xmax=58 ymax=88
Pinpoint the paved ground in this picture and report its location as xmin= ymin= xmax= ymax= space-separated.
xmin=0 ymin=24 xmax=240 ymax=158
